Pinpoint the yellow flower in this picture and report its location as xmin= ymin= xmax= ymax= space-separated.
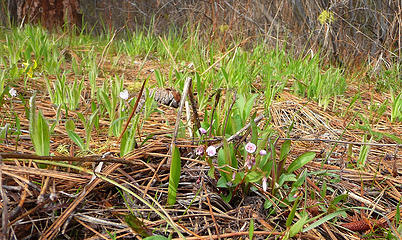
xmin=23 ymin=60 xmax=37 ymax=78
xmin=318 ymin=10 xmax=335 ymax=25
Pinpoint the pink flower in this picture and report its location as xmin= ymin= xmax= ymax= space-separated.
xmin=195 ymin=145 xmax=205 ymax=156
xmin=206 ymin=146 xmax=216 ymax=157
xmin=245 ymin=142 xmax=256 ymax=153
xmin=259 ymin=150 xmax=267 ymax=155
xmin=262 ymin=177 xmax=267 ymax=192
xmin=232 ymin=172 xmax=236 ymax=181
xmin=246 ymin=155 xmax=255 ymax=169
xmin=199 ymin=127 xmax=207 ymax=135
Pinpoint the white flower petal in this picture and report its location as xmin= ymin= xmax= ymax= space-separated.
xmin=119 ymin=90 xmax=129 ymax=100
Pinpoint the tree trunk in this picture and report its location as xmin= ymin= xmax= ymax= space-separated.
xmin=15 ymin=0 xmax=81 ymax=29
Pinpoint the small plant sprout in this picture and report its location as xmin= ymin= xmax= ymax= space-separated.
xmin=119 ymin=89 xmax=129 ymax=100
xmin=245 ymin=142 xmax=257 ymax=153
xmin=206 ymin=145 xmax=217 ymax=156
xmin=9 ymin=88 xmax=17 ymax=97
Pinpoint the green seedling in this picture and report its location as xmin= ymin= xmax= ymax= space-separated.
xmin=65 ymin=109 xmax=99 ymax=152
xmin=167 ymin=145 xmax=181 ymax=205
xmin=357 ymin=135 xmax=371 ymax=168
xmin=120 ymin=115 xmax=139 ymax=157
xmin=390 ymin=90 xmax=401 ymax=122
xmin=29 ymin=92 xmax=50 ymax=156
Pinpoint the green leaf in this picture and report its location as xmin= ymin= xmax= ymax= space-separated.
xmin=320 ymin=181 xmax=327 ymax=198
xmin=207 ymin=166 xmax=215 ymax=178
xmin=280 ymin=140 xmax=291 ymax=162
xmin=250 ymin=113 xmax=258 ymax=145
xmin=124 ymin=213 xmax=151 ymax=237
xmin=246 ymin=171 xmax=262 ymax=183
xmin=302 ymin=210 xmax=346 ymax=232
xmin=221 ymin=191 xmax=232 ymax=203
xmin=217 ymin=177 xmax=229 ymax=188
xmin=287 ymin=152 xmax=316 ymax=173
xmin=50 ymin=105 xmax=61 ymax=134
xmin=65 ymin=119 xmax=76 ymax=132
xmin=330 ymin=194 xmax=348 ymax=206
xmin=357 ymin=135 xmax=371 ymax=168
xmin=29 ymin=93 xmax=50 ymax=156
xmin=264 ymin=199 xmax=273 ymax=209
xmin=143 ymin=236 xmax=169 ymax=240
xmin=289 ymin=213 xmax=308 ymax=237
xmin=167 ymin=145 xmax=181 ymax=205
xmin=278 ymin=173 xmax=297 ymax=187
xmin=249 ymin=218 xmax=255 ymax=240
xmin=67 ymin=130 xmax=86 ymax=151
xmin=286 ymin=196 xmax=300 ymax=227
xmin=292 ymin=169 xmax=307 ymax=188
xmin=35 ymin=111 xmax=50 ymax=156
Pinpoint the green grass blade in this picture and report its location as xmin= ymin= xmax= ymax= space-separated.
xmin=302 ymin=210 xmax=346 ymax=232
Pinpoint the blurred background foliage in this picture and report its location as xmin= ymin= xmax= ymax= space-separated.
xmin=0 ymin=0 xmax=400 ymax=68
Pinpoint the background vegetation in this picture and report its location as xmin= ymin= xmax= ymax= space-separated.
xmin=0 ymin=1 xmax=400 ymax=239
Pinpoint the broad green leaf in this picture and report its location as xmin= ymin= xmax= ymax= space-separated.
xmin=264 ymin=199 xmax=273 ymax=209
xmin=246 ymin=171 xmax=262 ymax=183
xmin=67 ymin=130 xmax=85 ymax=151
xmin=223 ymin=139 xmax=231 ymax=168
xmin=218 ymin=143 xmax=232 ymax=181
xmin=65 ymin=119 xmax=76 ymax=132
xmin=167 ymin=145 xmax=181 ymax=205
xmin=259 ymin=154 xmax=269 ymax=169
xmin=249 ymin=218 xmax=255 ymax=240
xmin=124 ymin=213 xmax=151 ymax=237
xmin=278 ymin=173 xmax=296 ymax=186
xmin=250 ymin=113 xmax=258 ymax=144
xmin=207 ymin=166 xmax=215 ymax=178
xmin=217 ymin=177 xmax=229 ymax=188
xmin=77 ymin=112 xmax=86 ymax=125
xmin=29 ymin=93 xmax=50 ymax=156
xmin=289 ymin=213 xmax=308 ymax=237
xmin=292 ymin=169 xmax=307 ymax=189
xmin=280 ymin=140 xmax=291 ymax=162
xmin=287 ymin=152 xmax=316 ymax=173
xmin=35 ymin=111 xmax=50 ymax=156
xmin=330 ymin=194 xmax=348 ymax=206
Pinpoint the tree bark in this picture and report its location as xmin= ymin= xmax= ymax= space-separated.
xmin=15 ymin=0 xmax=81 ymax=29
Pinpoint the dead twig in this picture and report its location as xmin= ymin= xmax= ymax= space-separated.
xmin=118 ymin=77 xmax=148 ymax=142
